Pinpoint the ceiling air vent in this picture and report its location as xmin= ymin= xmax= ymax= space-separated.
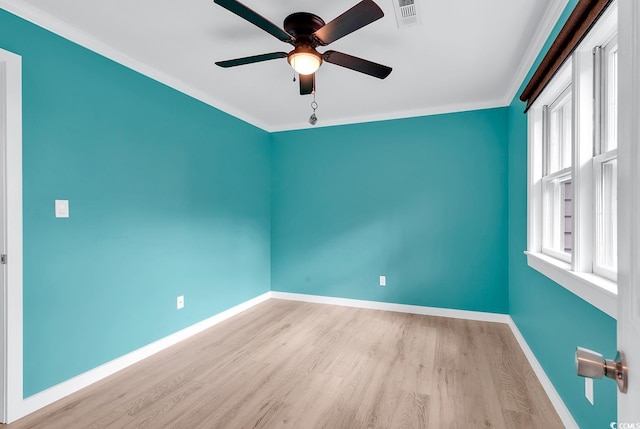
xmin=392 ymin=0 xmax=421 ymax=28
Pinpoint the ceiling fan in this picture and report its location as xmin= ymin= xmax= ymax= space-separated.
xmin=213 ymin=0 xmax=393 ymax=95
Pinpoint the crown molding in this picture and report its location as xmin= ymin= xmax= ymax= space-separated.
xmin=2 ymin=0 xmax=556 ymax=132
xmin=0 ymin=0 xmax=272 ymax=132
xmin=270 ymin=97 xmax=508 ymax=132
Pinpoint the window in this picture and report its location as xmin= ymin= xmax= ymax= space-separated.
xmin=541 ymin=87 xmax=573 ymax=261
xmin=593 ymin=37 xmax=618 ymax=280
xmin=525 ymin=3 xmax=618 ymax=318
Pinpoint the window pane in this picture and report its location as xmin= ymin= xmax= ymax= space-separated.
xmin=547 ymin=90 xmax=572 ymax=173
xmin=542 ymin=181 xmax=555 ymax=250
xmin=562 ymin=181 xmax=573 ymax=254
xmin=561 ymin=102 xmax=572 ymax=169
xmin=605 ymin=47 xmax=618 ymax=151
xmin=596 ymin=159 xmax=617 ymax=271
xmin=542 ymin=176 xmax=573 ymax=256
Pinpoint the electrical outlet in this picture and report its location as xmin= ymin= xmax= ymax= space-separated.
xmin=177 ymin=295 xmax=184 ymax=310
xmin=379 ymin=275 xmax=386 ymax=286
xmin=585 ymin=377 xmax=594 ymax=405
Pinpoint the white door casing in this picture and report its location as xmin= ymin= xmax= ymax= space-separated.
xmin=617 ymin=0 xmax=640 ymax=422
xmin=0 ymin=51 xmax=6 ymax=425
xmin=0 ymin=47 xmax=23 ymax=424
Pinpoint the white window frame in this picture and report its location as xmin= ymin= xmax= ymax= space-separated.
xmin=540 ymin=85 xmax=573 ymax=263
xmin=593 ymin=150 xmax=618 ymax=280
xmin=526 ymin=2 xmax=619 ymax=319
xmin=541 ymin=169 xmax=572 ymax=262
xmin=593 ymin=36 xmax=619 ymax=281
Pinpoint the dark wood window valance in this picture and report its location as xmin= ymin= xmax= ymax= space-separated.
xmin=519 ymin=0 xmax=613 ymax=112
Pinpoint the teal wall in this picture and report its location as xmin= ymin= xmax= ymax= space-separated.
xmin=507 ymin=1 xmax=617 ymax=427
xmin=0 ymin=9 xmax=271 ymax=396
xmin=272 ymin=109 xmax=509 ymax=313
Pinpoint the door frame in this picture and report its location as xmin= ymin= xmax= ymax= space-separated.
xmin=618 ymin=0 xmax=640 ymax=421
xmin=0 ymin=47 xmax=23 ymax=424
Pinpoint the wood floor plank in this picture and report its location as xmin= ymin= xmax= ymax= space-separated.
xmin=389 ymin=391 xmax=430 ymax=429
xmin=4 ymin=299 xmax=564 ymax=429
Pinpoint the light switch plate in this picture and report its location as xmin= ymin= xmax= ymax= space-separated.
xmin=177 ymin=295 xmax=184 ymax=310
xmin=379 ymin=275 xmax=386 ymax=286
xmin=585 ymin=377 xmax=594 ymax=405
xmin=55 ymin=200 xmax=69 ymax=218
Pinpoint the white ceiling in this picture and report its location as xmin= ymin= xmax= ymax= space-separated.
xmin=1 ymin=0 xmax=566 ymax=131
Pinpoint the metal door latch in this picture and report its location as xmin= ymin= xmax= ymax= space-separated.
xmin=576 ymin=347 xmax=628 ymax=393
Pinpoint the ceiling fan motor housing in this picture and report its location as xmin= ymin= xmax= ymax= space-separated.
xmin=284 ymin=13 xmax=325 ymax=72
xmin=283 ymin=12 xmax=325 ymax=42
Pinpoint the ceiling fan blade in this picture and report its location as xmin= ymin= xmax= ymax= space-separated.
xmin=214 ymin=0 xmax=293 ymax=43
xmin=215 ymin=52 xmax=288 ymax=68
xmin=299 ymin=73 xmax=316 ymax=95
xmin=313 ymin=0 xmax=384 ymax=45
xmin=323 ymin=50 xmax=392 ymax=79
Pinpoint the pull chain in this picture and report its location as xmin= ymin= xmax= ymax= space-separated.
xmin=309 ymin=93 xmax=318 ymax=125
xmin=292 ymin=56 xmax=296 ymax=82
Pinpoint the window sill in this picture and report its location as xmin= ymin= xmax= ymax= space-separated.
xmin=525 ymin=251 xmax=617 ymax=319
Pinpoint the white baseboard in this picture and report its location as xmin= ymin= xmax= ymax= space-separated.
xmin=506 ymin=318 xmax=579 ymax=429
xmin=11 ymin=291 xmax=577 ymax=429
xmin=271 ymin=291 xmax=577 ymax=428
xmin=270 ymin=291 xmax=511 ymax=323
xmin=13 ymin=291 xmax=271 ymax=422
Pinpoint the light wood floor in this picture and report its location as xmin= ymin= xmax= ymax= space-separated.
xmin=4 ymin=299 xmax=564 ymax=429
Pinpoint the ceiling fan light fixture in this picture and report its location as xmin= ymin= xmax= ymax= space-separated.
xmin=288 ymin=49 xmax=322 ymax=75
